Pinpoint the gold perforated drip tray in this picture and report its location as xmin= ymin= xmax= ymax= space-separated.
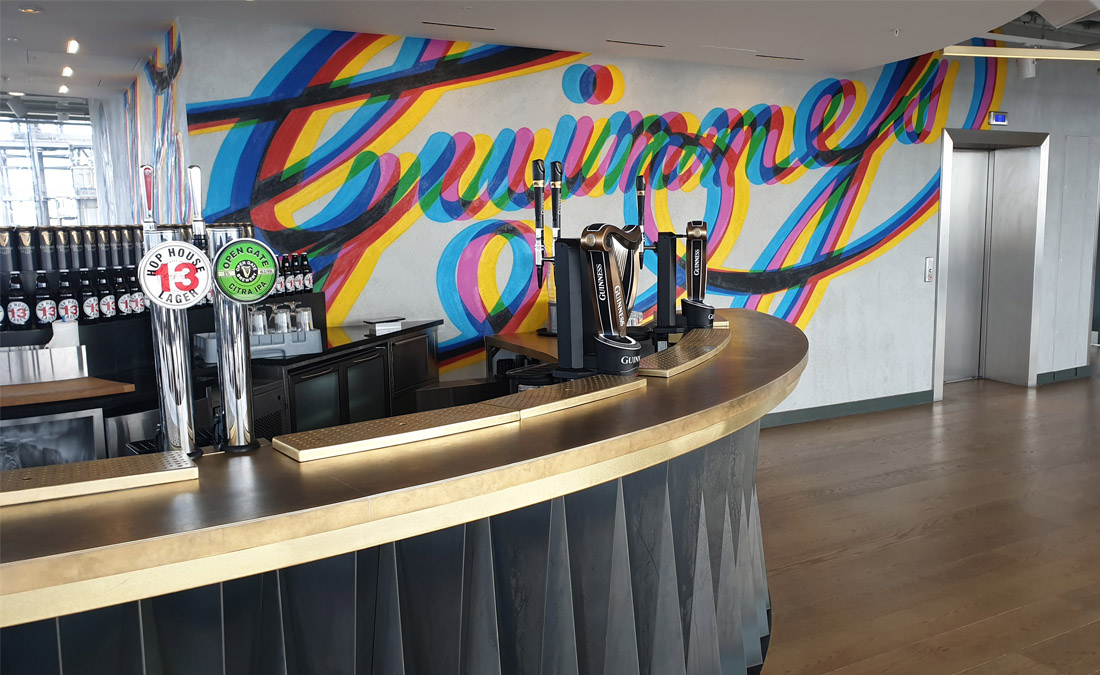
xmin=0 ymin=452 xmax=198 ymax=507
xmin=485 ymin=374 xmax=646 ymax=419
xmin=639 ymin=328 xmax=732 ymax=378
xmin=273 ymin=403 xmax=521 ymax=462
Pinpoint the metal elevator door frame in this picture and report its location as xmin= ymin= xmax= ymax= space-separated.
xmin=933 ymin=129 xmax=1050 ymax=400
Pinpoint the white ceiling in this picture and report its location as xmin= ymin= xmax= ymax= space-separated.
xmin=0 ymin=0 xmax=1042 ymax=100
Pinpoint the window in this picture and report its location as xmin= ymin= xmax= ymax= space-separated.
xmin=0 ymin=120 xmax=98 ymax=227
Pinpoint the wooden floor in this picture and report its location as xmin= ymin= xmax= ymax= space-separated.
xmin=758 ymin=351 xmax=1100 ymax=675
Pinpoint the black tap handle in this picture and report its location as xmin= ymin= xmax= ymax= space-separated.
xmin=531 ymin=160 xmax=545 ymax=288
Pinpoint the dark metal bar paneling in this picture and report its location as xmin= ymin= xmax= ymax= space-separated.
xmin=490 ymin=501 xmax=551 ymax=675
xmin=146 ymin=584 xmax=224 ymax=675
xmin=58 ymin=602 xmax=143 ymax=675
xmin=221 ymin=574 xmax=267 ymax=675
xmin=396 ymin=525 xmax=464 ymax=674
xmin=0 ymin=619 xmax=61 ymax=675
xmin=281 ymin=554 xmax=357 ymax=674
xmin=0 ymin=426 xmax=773 ymax=675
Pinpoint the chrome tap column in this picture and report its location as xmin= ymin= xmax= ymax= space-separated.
xmin=144 ymin=228 xmax=198 ymax=457
xmin=207 ymin=226 xmax=258 ymax=452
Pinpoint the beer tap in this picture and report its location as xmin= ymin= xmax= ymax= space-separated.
xmin=680 ymin=220 xmax=714 ymax=329
xmin=639 ymin=175 xmax=657 ymax=253
xmin=533 ymin=160 xmax=564 ymax=336
xmin=140 ymin=164 xmax=156 ymax=231
xmin=580 ymin=222 xmax=645 ymax=374
xmin=532 ymin=160 xmax=546 ymax=288
xmin=187 ymin=166 xmax=208 ymax=252
xmin=550 ymin=161 xmax=563 ymax=243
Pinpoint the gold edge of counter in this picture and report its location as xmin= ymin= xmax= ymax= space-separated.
xmin=0 ymin=351 xmax=805 ymax=628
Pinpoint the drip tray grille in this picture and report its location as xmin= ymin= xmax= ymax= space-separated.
xmin=0 ymin=451 xmax=198 ymax=507
xmin=640 ymin=328 xmax=731 ymax=377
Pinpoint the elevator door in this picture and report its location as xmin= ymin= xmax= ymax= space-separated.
xmin=944 ymin=150 xmax=990 ymax=382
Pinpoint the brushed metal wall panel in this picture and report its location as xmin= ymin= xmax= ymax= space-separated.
xmin=944 ymin=150 xmax=990 ymax=382
xmin=985 ymin=146 xmax=1043 ymax=386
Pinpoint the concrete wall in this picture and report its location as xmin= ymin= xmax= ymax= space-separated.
xmin=999 ymin=60 xmax=1100 ymax=375
xmin=93 ymin=17 xmax=1100 ymax=413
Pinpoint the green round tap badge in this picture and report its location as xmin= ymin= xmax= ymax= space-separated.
xmin=213 ymin=238 xmax=278 ymax=303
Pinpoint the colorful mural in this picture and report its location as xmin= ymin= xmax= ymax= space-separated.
xmin=146 ymin=25 xmax=187 ymax=224
xmin=187 ymin=31 xmax=1003 ymax=371
xmin=562 ymin=64 xmax=625 ymax=105
xmin=122 ymin=80 xmax=140 ymax=223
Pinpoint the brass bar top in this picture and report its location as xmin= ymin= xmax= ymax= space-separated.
xmin=0 ymin=309 xmax=807 ymax=628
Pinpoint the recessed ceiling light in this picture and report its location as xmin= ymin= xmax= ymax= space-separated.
xmin=606 ymin=39 xmax=665 ymax=48
xmin=58 ymin=84 xmax=69 ymax=94
xmin=66 ymin=39 xmax=79 ymax=54
xmin=17 ymin=6 xmax=43 ymax=14
xmin=701 ymin=44 xmax=757 ymax=53
xmin=5 ymin=37 xmax=19 ymax=43
xmin=421 ymin=20 xmax=494 ymax=30
xmin=61 ymin=66 xmax=73 ymax=77
xmin=755 ymin=54 xmax=805 ymax=61
xmin=9 ymin=92 xmax=26 ymax=96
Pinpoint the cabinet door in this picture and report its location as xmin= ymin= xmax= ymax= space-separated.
xmin=289 ymin=365 xmax=341 ymax=432
xmin=390 ymin=334 xmax=430 ymax=393
xmin=345 ymin=349 xmax=388 ymax=424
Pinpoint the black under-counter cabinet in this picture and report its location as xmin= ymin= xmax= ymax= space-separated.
xmin=251 ymin=320 xmax=441 ymax=435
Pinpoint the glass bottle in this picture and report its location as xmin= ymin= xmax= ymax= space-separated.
xmin=57 ymin=274 xmax=79 ymax=323
xmin=5 ymin=271 xmax=31 ymax=331
xmin=34 ymin=271 xmax=57 ymax=328
xmin=114 ymin=267 xmax=132 ymax=316
xmin=97 ymin=268 xmax=117 ymax=321
xmin=127 ymin=267 xmax=145 ymax=314
xmin=79 ymin=269 xmax=99 ymax=323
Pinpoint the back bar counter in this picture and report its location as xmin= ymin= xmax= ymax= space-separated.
xmin=0 ymin=309 xmax=806 ymax=675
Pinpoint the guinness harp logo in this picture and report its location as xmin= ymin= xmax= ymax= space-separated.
xmin=595 ymin=263 xmax=607 ymax=302
xmin=18 ymin=231 xmax=32 ymax=246
xmin=0 ymin=231 xmax=9 ymax=247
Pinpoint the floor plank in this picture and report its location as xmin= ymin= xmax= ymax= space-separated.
xmin=758 ymin=349 xmax=1100 ymax=675
xmin=1018 ymin=620 xmax=1100 ymax=675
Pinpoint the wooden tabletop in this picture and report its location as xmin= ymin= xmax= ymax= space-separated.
xmin=0 ymin=376 xmax=136 ymax=408
xmin=0 ymin=309 xmax=807 ymax=627
xmin=484 ymin=331 xmax=559 ymax=363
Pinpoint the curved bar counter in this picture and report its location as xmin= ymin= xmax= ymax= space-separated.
xmin=0 ymin=309 xmax=807 ymax=675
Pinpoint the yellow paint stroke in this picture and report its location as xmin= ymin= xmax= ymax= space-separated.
xmin=708 ymin=155 xmax=751 ymax=266
xmin=605 ymin=65 xmax=625 ymax=105
xmin=773 ymin=106 xmax=809 ymax=185
xmin=326 ymin=152 xmax=423 ymax=324
xmin=441 ymin=350 xmax=484 ymax=374
xmin=782 ymin=205 xmax=826 ymax=267
xmin=284 ymin=98 xmax=375 ymax=177
xmin=478 ymin=235 xmax=509 ymax=312
xmin=795 ymin=201 xmax=939 ymax=330
xmin=335 ymin=35 xmax=400 ymax=83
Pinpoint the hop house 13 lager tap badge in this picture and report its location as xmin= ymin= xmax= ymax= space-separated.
xmin=138 ymin=242 xmax=212 ymax=309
